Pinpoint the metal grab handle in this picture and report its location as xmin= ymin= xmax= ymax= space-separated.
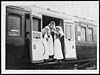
xmin=68 ymin=39 xmax=71 ymax=41
xmin=33 ymin=36 xmax=40 ymax=39
xmin=36 ymin=37 xmax=39 ymax=39
xmin=26 ymin=32 xmax=30 ymax=34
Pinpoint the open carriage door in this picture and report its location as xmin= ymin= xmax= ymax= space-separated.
xmin=64 ymin=19 xmax=77 ymax=59
xmin=30 ymin=14 xmax=44 ymax=63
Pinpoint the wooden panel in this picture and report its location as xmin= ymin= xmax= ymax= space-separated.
xmin=6 ymin=7 xmax=30 ymax=46
xmin=76 ymin=45 xmax=97 ymax=59
xmin=6 ymin=6 xmax=31 ymax=68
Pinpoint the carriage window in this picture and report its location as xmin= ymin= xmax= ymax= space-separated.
xmin=77 ymin=25 xmax=81 ymax=32
xmin=88 ymin=28 xmax=93 ymax=42
xmin=33 ymin=18 xmax=41 ymax=32
xmin=77 ymin=25 xmax=81 ymax=41
xmin=25 ymin=14 xmax=31 ymax=39
xmin=7 ymin=14 xmax=21 ymax=36
xmin=80 ymin=27 xmax=86 ymax=41
xmin=65 ymin=25 xmax=72 ymax=39
xmin=26 ymin=14 xmax=30 ymax=33
xmin=93 ymin=29 xmax=97 ymax=42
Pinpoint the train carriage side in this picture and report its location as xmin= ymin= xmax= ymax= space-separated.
xmin=6 ymin=5 xmax=33 ymax=69
xmin=74 ymin=18 xmax=97 ymax=60
xmin=6 ymin=5 xmax=97 ymax=69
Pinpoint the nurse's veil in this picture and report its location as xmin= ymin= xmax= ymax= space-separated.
xmin=56 ymin=26 xmax=64 ymax=37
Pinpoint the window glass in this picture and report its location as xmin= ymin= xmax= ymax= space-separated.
xmin=33 ymin=18 xmax=41 ymax=32
xmin=7 ymin=14 xmax=21 ymax=36
xmin=25 ymin=14 xmax=31 ymax=39
xmin=77 ymin=25 xmax=81 ymax=41
xmin=65 ymin=25 xmax=71 ymax=39
xmin=77 ymin=25 xmax=81 ymax=32
xmin=26 ymin=14 xmax=30 ymax=33
xmin=88 ymin=28 xmax=93 ymax=42
xmin=80 ymin=27 xmax=86 ymax=41
xmin=94 ymin=29 xmax=97 ymax=42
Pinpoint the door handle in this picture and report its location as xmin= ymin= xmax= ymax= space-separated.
xmin=26 ymin=32 xmax=30 ymax=34
xmin=33 ymin=44 xmax=36 ymax=49
xmin=68 ymin=39 xmax=71 ymax=41
xmin=72 ymin=45 xmax=74 ymax=49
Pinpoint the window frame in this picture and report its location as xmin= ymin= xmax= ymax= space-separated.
xmin=65 ymin=24 xmax=72 ymax=40
xmin=87 ymin=27 xmax=93 ymax=42
xmin=80 ymin=26 xmax=86 ymax=42
xmin=77 ymin=23 xmax=87 ymax=42
xmin=7 ymin=12 xmax=22 ymax=37
xmin=31 ymin=16 xmax=42 ymax=39
xmin=93 ymin=27 xmax=97 ymax=42
xmin=32 ymin=17 xmax=41 ymax=32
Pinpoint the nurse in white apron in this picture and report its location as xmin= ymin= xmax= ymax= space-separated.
xmin=46 ymin=26 xmax=54 ymax=58
xmin=42 ymin=27 xmax=49 ymax=61
xmin=58 ymin=26 xmax=66 ymax=59
xmin=54 ymin=26 xmax=64 ymax=61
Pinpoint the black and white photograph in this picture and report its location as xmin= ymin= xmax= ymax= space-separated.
xmin=1 ymin=1 xmax=99 ymax=74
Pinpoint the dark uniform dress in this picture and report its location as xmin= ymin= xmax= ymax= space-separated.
xmin=60 ymin=35 xmax=66 ymax=59
xmin=49 ymin=31 xmax=55 ymax=58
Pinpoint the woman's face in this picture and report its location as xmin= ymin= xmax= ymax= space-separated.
xmin=45 ymin=27 xmax=50 ymax=33
xmin=49 ymin=22 xmax=55 ymax=30
xmin=56 ymin=27 xmax=60 ymax=33
xmin=48 ymin=24 xmax=53 ymax=29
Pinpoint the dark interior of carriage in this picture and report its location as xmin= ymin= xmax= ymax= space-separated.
xmin=42 ymin=15 xmax=64 ymax=31
xmin=42 ymin=15 xmax=65 ymax=59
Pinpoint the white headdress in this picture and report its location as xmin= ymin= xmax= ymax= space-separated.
xmin=49 ymin=21 xmax=56 ymax=27
xmin=56 ymin=26 xmax=64 ymax=37
xmin=42 ymin=28 xmax=46 ymax=35
xmin=42 ymin=26 xmax=50 ymax=39
xmin=45 ymin=26 xmax=50 ymax=33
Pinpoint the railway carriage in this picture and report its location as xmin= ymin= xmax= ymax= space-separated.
xmin=6 ymin=5 xmax=97 ymax=69
xmin=74 ymin=17 xmax=97 ymax=59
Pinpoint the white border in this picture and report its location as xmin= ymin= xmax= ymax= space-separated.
xmin=1 ymin=1 xmax=99 ymax=74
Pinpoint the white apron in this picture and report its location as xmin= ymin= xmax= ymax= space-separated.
xmin=54 ymin=38 xmax=63 ymax=59
xmin=47 ymin=34 xmax=54 ymax=56
xmin=42 ymin=33 xmax=49 ymax=59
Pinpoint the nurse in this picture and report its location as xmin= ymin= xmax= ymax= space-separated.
xmin=56 ymin=26 xmax=66 ymax=60
xmin=46 ymin=26 xmax=54 ymax=59
xmin=54 ymin=26 xmax=64 ymax=61
xmin=42 ymin=26 xmax=49 ymax=62
xmin=48 ymin=21 xmax=56 ymax=59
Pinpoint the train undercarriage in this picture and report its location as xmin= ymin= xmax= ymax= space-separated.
xmin=6 ymin=58 xmax=97 ymax=70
